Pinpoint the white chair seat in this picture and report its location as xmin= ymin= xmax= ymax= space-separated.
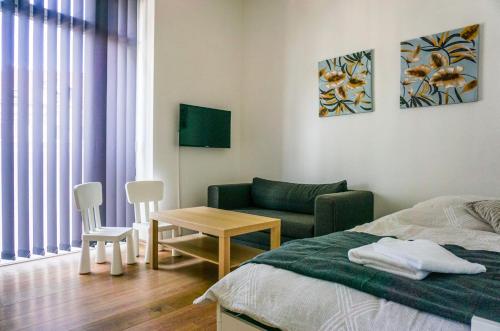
xmin=83 ymin=227 xmax=133 ymax=241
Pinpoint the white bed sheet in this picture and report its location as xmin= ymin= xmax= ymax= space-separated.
xmin=195 ymin=196 xmax=500 ymax=331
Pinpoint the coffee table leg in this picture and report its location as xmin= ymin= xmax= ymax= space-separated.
xmin=218 ymin=236 xmax=230 ymax=279
xmin=270 ymin=225 xmax=281 ymax=249
xmin=150 ymin=219 xmax=158 ymax=269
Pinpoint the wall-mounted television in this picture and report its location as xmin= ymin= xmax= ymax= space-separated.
xmin=179 ymin=104 xmax=231 ymax=148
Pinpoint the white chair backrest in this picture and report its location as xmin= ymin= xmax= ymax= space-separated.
xmin=73 ymin=182 xmax=103 ymax=234
xmin=125 ymin=180 xmax=164 ymax=223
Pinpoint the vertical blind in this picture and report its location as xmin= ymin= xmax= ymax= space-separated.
xmin=0 ymin=0 xmax=137 ymax=261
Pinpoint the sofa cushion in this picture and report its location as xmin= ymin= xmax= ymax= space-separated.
xmin=251 ymin=177 xmax=347 ymax=214
xmin=234 ymin=207 xmax=315 ymax=239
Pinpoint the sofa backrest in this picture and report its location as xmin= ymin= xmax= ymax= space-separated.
xmin=251 ymin=177 xmax=347 ymax=214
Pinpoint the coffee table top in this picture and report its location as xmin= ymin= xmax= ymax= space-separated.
xmin=150 ymin=206 xmax=280 ymax=237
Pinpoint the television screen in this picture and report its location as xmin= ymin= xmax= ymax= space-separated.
xmin=179 ymin=104 xmax=231 ymax=148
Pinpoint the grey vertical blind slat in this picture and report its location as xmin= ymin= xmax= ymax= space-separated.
xmin=1 ymin=0 xmax=15 ymax=260
xmin=106 ymin=0 xmax=119 ymax=227
xmin=71 ymin=0 xmax=84 ymax=247
xmin=125 ymin=0 xmax=137 ymax=227
xmin=115 ymin=0 xmax=128 ymax=228
xmin=17 ymin=0 xmax=31 ymax=257
xmin=46 ymin=0 xmax=58 ymax=254
xmin=58 ymin=0 xmax=71 ymax=251
xmin=32 ymin=0 xmax=45 ymax=256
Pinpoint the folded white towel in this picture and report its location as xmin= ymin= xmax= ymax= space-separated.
xmin=348 ymin=237 xmax=486 ymax=280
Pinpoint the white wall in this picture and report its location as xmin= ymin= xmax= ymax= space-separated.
xmin=152 ymin=0 xmax=243 ymax=209
xmin=240 ymin=0 xmax=500 ymax=217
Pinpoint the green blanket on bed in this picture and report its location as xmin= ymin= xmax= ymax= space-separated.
xmin=248 ymin=231 xmax=500 ymax=325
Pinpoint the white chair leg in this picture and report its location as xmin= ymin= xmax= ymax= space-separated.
xmin=133 ymin=229 xmax=139 ymax=257
xmin=171 ymin=227 xmax=181 ymax=257
xmin=79 ymin=240 xmax=91 ymax=274
xmin=126 ymin=233 xmax=137 ymax=265
xmin=110 ymin=241 xmax=123 ymax=276
xmin=159 ymin=230 xmax=167 ymax=251
xmin=96 ymin=241 xmax=106 ymax=263
xmin=144 ymin=230 xmax=151 ymax=264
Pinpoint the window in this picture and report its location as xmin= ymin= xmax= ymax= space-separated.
xmin=0 ymin=0 xmax=137 ymax=262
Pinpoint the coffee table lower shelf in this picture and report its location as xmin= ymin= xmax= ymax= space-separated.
xmin=158 ymin=233 xmax=264 ymax=268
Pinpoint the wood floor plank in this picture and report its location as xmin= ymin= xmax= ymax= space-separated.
xmin=125 ymin=302 xmax=217 ymax=331
xmin=0 ymin=245 xmax=218 ymax=331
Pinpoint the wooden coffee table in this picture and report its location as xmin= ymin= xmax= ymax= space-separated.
xmin=149 ymin=206 xmax=281 ymax=279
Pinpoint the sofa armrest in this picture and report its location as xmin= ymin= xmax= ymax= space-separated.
xmin=314 ymin=190 xmax=374 ymax=236
xmin=207 ymin=183 xmax=253 ymax=210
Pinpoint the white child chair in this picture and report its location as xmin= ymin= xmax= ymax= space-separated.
xmin=125 ymin=180 xmax=179 ymax=263
xmin=73 ymin=182 xmax=136 ymax=275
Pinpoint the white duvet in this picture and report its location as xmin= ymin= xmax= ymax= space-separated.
xmin=195 ymin=196 xmax=500 ymax=331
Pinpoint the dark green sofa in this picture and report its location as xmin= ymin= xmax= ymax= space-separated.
xmin=208 ymin=177 xmax=374 ymax=250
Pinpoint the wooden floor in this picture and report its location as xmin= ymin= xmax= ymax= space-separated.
xmin=0 ymin=244 xmax=218 ymax=331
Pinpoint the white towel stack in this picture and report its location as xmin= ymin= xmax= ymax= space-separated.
xmin=348 ymin=237 xmax=486 ymax=280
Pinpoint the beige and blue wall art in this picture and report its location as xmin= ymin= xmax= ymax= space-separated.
xmin=319 ymin=49 xmax=373 ymax=117
xmin=400 ymin=24 xmax=479 ymax=109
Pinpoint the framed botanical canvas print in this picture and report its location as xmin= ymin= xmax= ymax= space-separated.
xmin=319 ymin=49 xmax=373 ymax=117
xmin=400 ymin=24 xmax=479 ymax=109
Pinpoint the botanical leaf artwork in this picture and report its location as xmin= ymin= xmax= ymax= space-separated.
xmin=319 ymin=49 xmax=373 ymax=117
xmin=400 ymin=24 xmax=479 ymax=109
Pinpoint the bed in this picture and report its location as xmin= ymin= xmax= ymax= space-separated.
xmin=195 ymin=196 xmax=500 ymax=331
